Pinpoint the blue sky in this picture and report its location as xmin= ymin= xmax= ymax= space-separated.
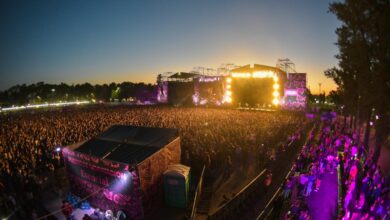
xmin=0 ymin=0 xmax=340 ymax=93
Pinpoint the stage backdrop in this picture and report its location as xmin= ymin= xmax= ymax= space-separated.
xmin=63 ymin=148 xmax=144 ymax=220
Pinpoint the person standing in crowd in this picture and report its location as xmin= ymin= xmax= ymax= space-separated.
xmin=61 ymin=200 xmax=74 ymax=220
xmin=263 ymin=171 xmax=273 ymax=195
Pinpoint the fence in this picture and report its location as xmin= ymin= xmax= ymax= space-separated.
xmin=255 ymin=122 xmax=317 ymax=219
xmin=207 ymin=122 xmax=315 ymax=220
xmin=255 ymin=166 xmax=294 ymax=220
xmin=190 ymin=165 xmax=206 ymax=220
xmin=208 ymin=169 xmax=267 ymax=220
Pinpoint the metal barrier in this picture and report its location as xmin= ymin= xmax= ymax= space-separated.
xmin=208 ymin=122 xmax=315 ymax=220
xmin=337 ymin=164 xmax=343 ymax=218
xmin=208 ymin=169 xmax=267 ymax=220
xmin=255 ymin=123 xmax=317 ymax=219
xmin=256 ymin=167 xmax=294 ymax=220
xmin=190 ymin=165 xmax=206 ymax=220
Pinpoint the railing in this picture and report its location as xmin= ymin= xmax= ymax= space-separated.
xmin=337 ymin=163 xmax=343 ymax=218
xmin=208 ymin=169 xmax=267 ymax=220
xmin=208 ymin=122 xmax=315 ymax=220
xmin=190 ymin=165 xmax=206 ymax=220
xmin=256 ymin=166 xmax=294 ymax=220
xmin=255 ymin=122 xmax=317 ymax=219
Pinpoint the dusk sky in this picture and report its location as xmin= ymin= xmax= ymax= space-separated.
xmin=0 ymin=0 xmax=340 ymax=93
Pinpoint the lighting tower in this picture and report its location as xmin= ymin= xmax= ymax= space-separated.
xmin=276 ymin=58 xmax=296 ymax=77
xmin=318 ymin=83 xmax=322 ymax=95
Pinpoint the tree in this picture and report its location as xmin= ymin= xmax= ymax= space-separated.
xmin=328 ymin=90 xmax=342 ymax=106
xmin=327 ymin=0 xmax=390 ymax=162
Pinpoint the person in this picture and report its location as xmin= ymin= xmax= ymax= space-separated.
xmin=89 ymin=209 xmax=100 ymax=220
xmin=305 ymin=172 xmax=315 ymax=197
xmin=283 ymin=177 xmax=292 ymax=199
xmin=116 ymin=210 xmax=127 ymax=220
xmin=263 ymin=171 xmax=273 ymax=195
xmin=105 ymin=210 xmax=114 ymax=220
xmin=82 ymin=214 xmax=92 ymax=220
xmin=298 ymin=173 xmax=308 ymax=197
xmin=61 ymin=200 xmax=73 ymax=220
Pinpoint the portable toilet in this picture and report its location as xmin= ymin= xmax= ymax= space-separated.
xmin=163 ymin=164 xmax=191 ymax=208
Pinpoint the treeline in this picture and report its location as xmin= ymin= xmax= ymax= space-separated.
xmin=326 ymin=0 xmax=390 ymax=162
xmin=0 ymin=82 xmax=157 ymax=107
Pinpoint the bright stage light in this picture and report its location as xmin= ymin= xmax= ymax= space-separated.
xmin=229 ymin=70 xmax=281 ymax=107
xmin=285 ymin=90 xmax=298 ymax=96
xmin=232 ymin=73 xmax=251 ymax=78
xmin=121 ymin=171 xmax=132 ymax=181
xmin=252 ymin=71 xmax=274 ymax=78
xmin=55 ymin=147 xmax=61 ymax=152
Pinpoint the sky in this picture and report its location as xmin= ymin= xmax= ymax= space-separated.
xmin=0 ymin=0 xmax=340 ymax=94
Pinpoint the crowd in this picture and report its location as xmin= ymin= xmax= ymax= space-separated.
xmin=0 ymin=105 xmax=304 ymax=219
xmin=279 ymin=119 xmax=389 ymax=220
xmin=339 ymin=132 xmax=388 ymax=219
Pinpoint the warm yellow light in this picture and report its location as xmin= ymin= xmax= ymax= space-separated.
xmin=232 ymin=73 xmax=251 ymax=78
xmin=226 ymin=97 xmax=232 ymax=103
xmin=227 ymin=90 xmax=232 ymax=96
xmin=273 ymin=91 xmax=279 ymax=97
xmin=227 ymin=84 xmax=231 ymax=89
xmin=272 ymin=99 xmax=280 ymax=105
xmin=273 ymin=76 xmax=279 ymax=82
xmin=226 ymin=77 xmax=232 ymax=83
xmin=273 ymin=84 xmax=279 ymax=89
xmin=252 ymin=71 xmax=274 ymax=78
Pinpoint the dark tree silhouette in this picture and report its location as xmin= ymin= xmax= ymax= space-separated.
xmin=327 ymin=0 xmax=390 ymax=162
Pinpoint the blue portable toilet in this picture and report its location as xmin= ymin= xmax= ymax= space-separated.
xmin=163 ymin=164 xmax=191 ymax=208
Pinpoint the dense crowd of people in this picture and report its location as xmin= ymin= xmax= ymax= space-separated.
xmin=279 ymin=119 xmax=389 ymax=220
xmin=339 ymin=132 xmax=388 ymax=219
xmin=0 ymin=105 xmax=304 ymax=219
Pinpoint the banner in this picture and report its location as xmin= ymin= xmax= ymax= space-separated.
xmin=63 ymin=148 xmax=144 ymax=219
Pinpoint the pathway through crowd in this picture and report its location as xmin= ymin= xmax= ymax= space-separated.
xmin=307 ymin=171 xmax=338 ymax=220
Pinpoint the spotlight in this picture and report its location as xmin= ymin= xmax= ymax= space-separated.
xmin=226 ymin=77 xmax=232 ymax=83
xmin=272 ymin=99 xmax=280 ymax=105
xmin=55 ymin=147 xmax=61 ymax=152
xmin=273 ymin=91 xmax=279 ymax=97
xmin=121 ymin=171 xmax=132 ymax=181
xmin=273 ymin=84 xmax=279 ymax=89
